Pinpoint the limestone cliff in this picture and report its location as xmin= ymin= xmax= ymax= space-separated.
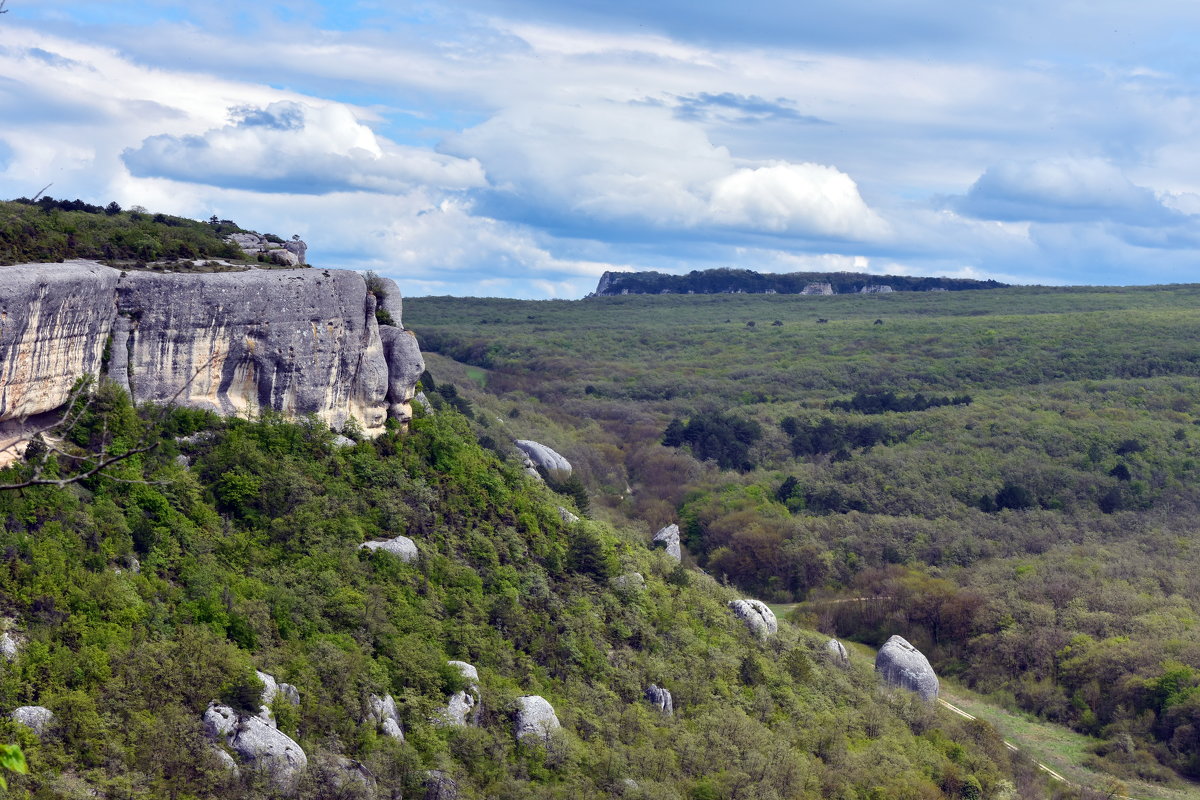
xmin=0 ymin=261 xmax=423 ymax=465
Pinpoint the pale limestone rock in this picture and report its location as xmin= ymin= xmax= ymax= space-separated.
xmin=875 ymin=635 xmax=939 ymax=701
xmin=0 ymin=262 xmax=119 ymax=467
xmin=331 ymin=435 xmax=356 ymax=448
xmin=11 ymin=705 xmax=54 ymax=736
xmin=651 ymin=524 xmax=681 ymax=561
xmin=860 ymin=284 xmax=893 ymax=293
xmin=514 ymin=695 xmax=560 ymax=741
xmin=515 ymin=440 xmax=572 ymax=481
xmin=826 ymin=638 xmax=850 ymax=665
xmin=728 ymin=599 xmax=778 ymax=638
xmin=360 ymin=535 xmax=418 ymax=562
xmin=437 ymin=661 xmax=480 ymax=727
xmin=378 ymin=326 xmax=423 ymax=423
xmin=367 ymin=694 xmax=404 ymax=741
xmin=557 ymin=506 xmax=580 ymax=524
xmin=800 ymin=282 xmax=834 ymax=295
xmin=203 ymin=701 xmax=307 ymax=792
xmin=0 ymin=622 xmax=21 ymax=661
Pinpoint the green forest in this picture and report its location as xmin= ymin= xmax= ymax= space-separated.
xmin=407 ymin=283 xmax=1200 ymax=795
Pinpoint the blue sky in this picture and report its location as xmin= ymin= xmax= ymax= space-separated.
xmin=3 ymin=1 xmax=1200 ymax=297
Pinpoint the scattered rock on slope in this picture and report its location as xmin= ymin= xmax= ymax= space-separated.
xmin=651 ymin=524 xmax=682 ymax=561
xmin=360 ymin=535 xmax=418 ymax=562
xmin=875 ymin=635 xmax=939 ymax=701
xmin=728 ymin=599 xmax=778 ymax=638
xmin=437 ymin=661 xmax=480 ymax=727
xmin=203 ymin=701 xmax=308 ymax=792
xmin=645 ymin=684 xmax=673 ymax=716
xmin=825 ymin=638 xmax=849 ymax=666
xmin=366 ymin=694 xmax=404 ymax=741
xmin=514 ymin=695 xmax=560 ymax=741
xmin=514 ymin=440 xmax=572 ymax=481
xmin=11 ymin=705 xmax=54 ymax=737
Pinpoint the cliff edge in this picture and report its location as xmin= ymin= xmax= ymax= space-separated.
xmin=0 ymin=261 xmax=423 ymax=464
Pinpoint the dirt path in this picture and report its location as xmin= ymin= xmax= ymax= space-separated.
xmin=938 ymin=697 xmax=1131 ymax=798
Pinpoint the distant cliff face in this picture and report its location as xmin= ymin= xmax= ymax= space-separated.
xmin=0 ymin=261 xmax=423 ymax=464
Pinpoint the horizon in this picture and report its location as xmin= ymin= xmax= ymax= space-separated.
xmin=3 ymin=2 xmax=1200 ymax=298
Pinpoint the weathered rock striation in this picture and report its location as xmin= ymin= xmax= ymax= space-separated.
xmin=0 ymin=261 xmax=424 ymax=466
xmin=875 ymin=635 xmax=939 ymax=701
xmin=645 ymin=684 xmax=673 ymax=716
xmin=728 ymin=599 xmax=778 ymax=638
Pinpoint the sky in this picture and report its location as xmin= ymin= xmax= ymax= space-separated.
xmin=3 ymin=1 xmax=1200 ymax=298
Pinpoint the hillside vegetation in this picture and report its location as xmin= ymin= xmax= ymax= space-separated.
xmin=407 ymin=283 xmax=1200 ymax=791
xmin=0 ymin=197 xmax=277 ymax=268
xmin=0 ymin=381 xmax=1039 ymax=798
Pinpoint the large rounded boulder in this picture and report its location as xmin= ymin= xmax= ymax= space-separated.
xmin=728 ymin=599 xmax=778 ymax=638
xmin=875 ymin=635 xmax=939 ymax=701
xmin=514 ymin=695 xmax=560 ymax=741
xmin=515 ymin=440 xmax=572 ymax=482
xmin=203 ymin=701 xmax=308 ymax=792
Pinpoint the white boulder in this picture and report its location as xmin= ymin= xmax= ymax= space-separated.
xmin=11 ymin=705 xmax=54 ymax=737
xmin=728 ymin=599 xmax=778 ymax=638
xmin=360 ymin=535 xmax=418 ymax=562
xmin=514 ymin=695 xmax=560 ymax=741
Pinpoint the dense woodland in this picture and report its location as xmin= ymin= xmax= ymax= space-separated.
xmin=408 ymin=283 xmax=1200 ymax=794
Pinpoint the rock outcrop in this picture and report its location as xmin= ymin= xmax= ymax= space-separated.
xmin=557 ymin=506 xmax=580 ymax=524
xmin=651 ymin=524 xmax=682 ymax=562
xmin=11 ymin=705 xmax=54 ymax=736
xmin=0 ymin=261 xmax=424 ymax=465
xmin=366 ymin=694 xmax=404 ymax=741
xmin=801 ymin=282 xmax=834 ymax=295
xmin=515 ymin=440 xmax=572 ymax=481
xmin=437 ymin=661 xmax=480 ymax=727
xmin=860 ymin=284 xmax=893 ymax=293
xmin=645 ymin=684 xmax=673 ymax=716
xmin=203 ymin=701 xmax=308 ymax=791
xmin=425 ymin=769 xmax=459 ymax=800
xmin=226 ymin=233 xmax=307 ymax=266
xmin=728 ymin=599 xmax=778 ymax=638
xmin=875 ymin=635 xmax=939 ymax=701
xmin=256 ymin=670 xmax=301 ymax=727
xmin=360 ymin=535 xmax=418 ymax=562
xmin=610 ymin=572 xmax=645 ymax=594
xmin=825 ymin=638 xmax=850 ymax=666
xmin=0 ymin=621 xmax=21 ymax=661
xmin=514 ymin=695 xmax=560 ymax=741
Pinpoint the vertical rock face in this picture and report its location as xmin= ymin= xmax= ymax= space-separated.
xmin=0 ymin=262 xmax=425 ymax=461
xmin=875 ymin=635 xmax=939 ymax=700
xmin=116 ymin=269 xmax=390 ymax=435
xmin=0 ymin=262 xmax=118 ymax=464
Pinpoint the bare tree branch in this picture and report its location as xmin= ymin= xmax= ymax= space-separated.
xmin=0 ymin=355 xmax=219 ymax=490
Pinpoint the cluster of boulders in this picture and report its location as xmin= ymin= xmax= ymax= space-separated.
xmin=436 ymin=661 xmax=480 ymax=727
xmin=225 ymin=232 xmax=307 ymax=266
